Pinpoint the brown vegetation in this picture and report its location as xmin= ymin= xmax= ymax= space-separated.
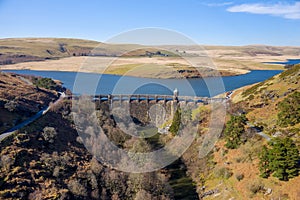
xmin=0 ymin=72 xmax=61 ymax=132
xmin=0 ymin=101 xmax=174 ymax=199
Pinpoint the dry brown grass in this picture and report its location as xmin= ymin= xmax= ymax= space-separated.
xmin=205 ymin=140 xmax=300 ymax=200
xmin=232 ymin=67 xmax=300 ymax=132
xmin=0 ymin=72 xmax=59 ymax=132
xmin=2 ymin=38 xmax=299 ymax=78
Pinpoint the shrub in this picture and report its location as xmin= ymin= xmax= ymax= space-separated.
xmin=0 ymin=155 xmax=15 ymax=171
xmin=279 ymin=64 xmax=300 ymax=79
xmin=68 ymin=179 xmax=88 ymax=197
xmin=220 ymin=149 xmax=228 ymax=157
xmin=248 ymin=94 xmax=255 ymax=101
xmin=4 ymin=100 xmax=18 ymax=112
xmin=41 ymin=127 xmax=57 ymax=143
xmin=242 ymin=82 xmax=264 ymax=97
xmin=277 ymin=92 xmax=300 ymax=127
xmin=235 ymin=173 xmax=244 ymax=181
xmin=214 ymin=167 xmax=232 ymax=179
xmin=248 ymin=180 xmax=264 ymax=194
xmin=52 ymin=166 xmax=60 ymax=178
xmin=235 ymin=157 xmax=243 ymax=163
xmin=90 ymin=157 xmax=103 ymax=175
xmin=32 ymin=77 xmax=57 ymax=90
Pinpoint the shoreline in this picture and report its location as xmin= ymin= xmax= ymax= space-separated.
xmin=0 ymin=55 xmax=286 ymax=79
xmin=1 ymin=67 xmax=252 ymax=79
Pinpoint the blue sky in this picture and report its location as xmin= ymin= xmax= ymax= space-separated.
xmin=0 ymin=0 xmax=300 ymax=46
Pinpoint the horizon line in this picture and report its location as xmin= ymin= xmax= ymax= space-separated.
xmin=1 ymin=36 xmax=300 ymax=47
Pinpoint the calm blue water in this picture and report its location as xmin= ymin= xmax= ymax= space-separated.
xmin=2 ymin=70 xmax=282 ymax=97
xmin=264 ymin=59 xmax=300 ymax=65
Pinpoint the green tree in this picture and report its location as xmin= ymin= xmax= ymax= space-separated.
xmin=169 ymin=107 xmax=181 ymax=136
xmin=259 ymin=137 xmax=299 ymax=181
xmin=33 ymin=77 xmax=57 ymax=90
xmin=277 ymin=92 xmax=300 ymax=127
xmin=269 ymin=138 xmax=290 ymax=181
xmin=285 ymin=138 xmax=299 ymax=179
xmin=224 ymin=114 xmax=247 ymax=149
xmin=259 ymin=145 xmax=271 ymax=178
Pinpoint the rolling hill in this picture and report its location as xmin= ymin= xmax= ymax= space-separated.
xmin=1 ymin=38 xmax=300 ymax=78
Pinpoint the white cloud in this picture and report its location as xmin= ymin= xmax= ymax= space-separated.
xmin=227 ymin=2 xmax=300 ymax=19
xmin=204 ymin=2 xmax=234 ymax=7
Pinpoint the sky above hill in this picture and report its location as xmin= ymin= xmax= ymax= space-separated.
xmin=0 ymin=0 xmax=300 ymax=46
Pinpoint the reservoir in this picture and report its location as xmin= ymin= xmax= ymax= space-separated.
xmin=3 ymin=70 xmax=282 ymax=97
xmin=264 ymin=59 xmax=300 ymax=65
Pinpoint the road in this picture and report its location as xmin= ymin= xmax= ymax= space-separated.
xmin=247 ymin=122 xmax=271 ymax=141
xmin=0 ymin=93 xmax=65 ymax=142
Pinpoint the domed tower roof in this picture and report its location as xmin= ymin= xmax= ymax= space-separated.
xmin=173 ymin=88 xmax=179 ymax=97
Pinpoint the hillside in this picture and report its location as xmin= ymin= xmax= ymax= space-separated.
xmin=0 ymin=65 xmax=299 ymax=199
xmin=188 ymin=65 xmax=300 ymax=199
xmin=174 ymin=65 xmax=299 ymax=199
xmin=0 ymin=73 xmax=196 ymax=199
xmin=233 ymin=64 xmax=300 ymax=139
xmin=1 ymin=38 xmax=300 ymax=78
xmin=0 ymin=72 xmax=62 ymax=133
xmin=0 ymin=78 xmax=179 ymax=199
xmin=0 ymin=38 xmax=99 ymax=64
xmin=0 ymin=101 xmax=175 ymax=199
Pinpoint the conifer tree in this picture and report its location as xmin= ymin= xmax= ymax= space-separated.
xmin=269 ymin=138 xmax=289 ymax=181
xmin=224 ymin=114 xmax=247 ymax=149
xmin=285 ymin=138 xmax=299 ymax=179
xmin=259 ymin=145 xmax=271 ymax=178
xmin=277 ymin=92 xmax=300 ymax=127
xmin=169 ymin=106 xmax=181 ymax=136
xmin=259 ymin=137 xmax=299 ymax=181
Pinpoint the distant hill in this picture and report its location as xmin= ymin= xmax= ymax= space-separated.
xmin=0 ymin=38 xmax=99 ymax=64
xmin=0 ymin=38 xmax=172 ymax=65
xmin=1 ymin=38 xmax=300 ymax=78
